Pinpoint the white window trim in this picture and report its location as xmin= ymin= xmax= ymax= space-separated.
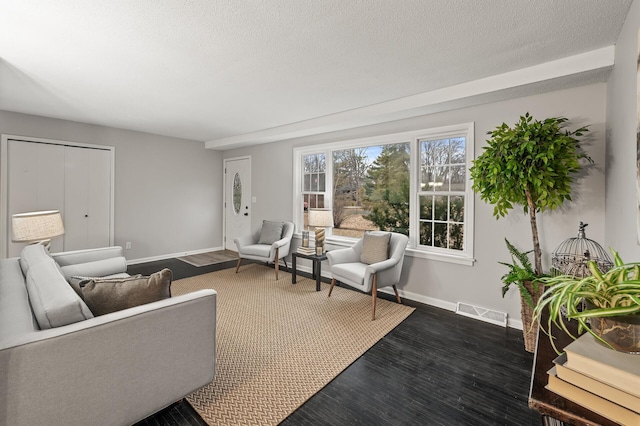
xmin=292 ymin=122 xmax=475 ymax=266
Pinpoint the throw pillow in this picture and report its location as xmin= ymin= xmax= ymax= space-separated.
xmin=78 ymin=269 xmax=172 ymax=316
xmin=360 ymin=232 xmax=391 ymax=265
xmin=258 ymin=220 xmax=285 ymax=245
xmin=69 ymin=274 xmax=141 ymax=298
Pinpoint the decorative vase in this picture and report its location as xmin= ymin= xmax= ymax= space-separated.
xmin=589 ymin=314 xmax=640 ymax=354
xmin=521 ymin=280 xmax=544 ymax=353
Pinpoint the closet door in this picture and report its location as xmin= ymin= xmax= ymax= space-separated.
xmin=64 ymin=146 xmax=111 ymax=251
xmin=7 ymin=141 xmax=65 ymax=257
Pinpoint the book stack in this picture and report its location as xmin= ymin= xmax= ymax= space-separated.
xmin=545 ymin=333 xmax=640 ymax=425
xmin=297 ymin=246 xmax=315 ymax=255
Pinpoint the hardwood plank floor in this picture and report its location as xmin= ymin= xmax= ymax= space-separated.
xmin=130 ymin=258 xmax=541 ymax=426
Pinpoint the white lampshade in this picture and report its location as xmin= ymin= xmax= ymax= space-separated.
xmin=12 ymin=210 xmax=65 ymax=243
xmin=308 ymin=208 xmax=333 ymax=228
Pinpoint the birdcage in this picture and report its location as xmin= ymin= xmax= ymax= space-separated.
xmin=551 ymin=222 xmax=613 ymax=278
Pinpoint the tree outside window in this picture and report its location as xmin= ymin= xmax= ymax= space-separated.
xmin=331 ymin=143 xmax=410 ymax=238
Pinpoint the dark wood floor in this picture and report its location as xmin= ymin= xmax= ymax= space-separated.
xmin=130 ymin=258 xmax=541 ymax=426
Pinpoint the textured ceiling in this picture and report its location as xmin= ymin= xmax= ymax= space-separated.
xmin=0 ymin=0 xmax=633 ymax=148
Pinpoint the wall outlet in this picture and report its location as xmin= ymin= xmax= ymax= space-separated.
xmin=125 ymin=242 xmax=132 ymax=250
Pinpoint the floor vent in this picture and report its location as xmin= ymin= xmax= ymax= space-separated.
xmin=455 ymin=302 xmax=508 ymax=327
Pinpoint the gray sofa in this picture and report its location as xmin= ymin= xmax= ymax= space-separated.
xmin=0 ymin=244 xmax=217 ymax=426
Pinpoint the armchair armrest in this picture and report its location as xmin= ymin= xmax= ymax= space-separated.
xmin=364 ymin=256 xmax=403 ymax=290
xmin=366 ymin=257 xmax=399 ymax=274
xmin=0 ymin=290 xmax=217 ymax=426
xmin=234 ymin=231 xmax=259 ymax=250
xmin=327 ymin=247 xmax=360 ymax=266
xmin=272 ymin=236 xmax=290 ymax=249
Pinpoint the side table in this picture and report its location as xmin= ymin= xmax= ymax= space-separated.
xmin=528 ymin=307 xmax=617 ymax=426
xmin=291 ymin=251 xmax=328 ymax=291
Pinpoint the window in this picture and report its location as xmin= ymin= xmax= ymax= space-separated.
xmin=293 ymin=123 xmax=474 ymax=265
xmin=302 ymin=153 xmax=326 ymax=228
xmin=332 ymin=144 xmax=410 ymax=238
xmin=418 ymin=137 xmax=466 ymax=251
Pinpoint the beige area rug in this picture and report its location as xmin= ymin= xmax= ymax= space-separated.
xmin=171 ymin=264 xmax=415 ymax=425
xmin=177 ymin=250 xmax=238 ymax=267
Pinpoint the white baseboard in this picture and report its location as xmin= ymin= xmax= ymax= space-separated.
xmin=507 ymin=317 xmax=523 ymax=330
xmin=126 ymin=246 xmax=224 ymax=265
xmin=379 ymin=287 xmax=457 ymax=312
xmin=292 ymin=262 xmax=522 ymax=331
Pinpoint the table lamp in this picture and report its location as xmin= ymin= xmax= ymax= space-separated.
xmin=308 ymin=208 xmax=333 ymax=255
xmin=12 ymin=210 xmax=65 ymax=250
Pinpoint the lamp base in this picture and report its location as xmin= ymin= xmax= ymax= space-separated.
xmin=28 ymin=240 xmax=52 ymax=251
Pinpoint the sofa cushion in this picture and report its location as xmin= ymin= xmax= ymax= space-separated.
xmin=360 ymin=232 xmax=391 ymax=265
xmin=26 ymin=256 xmax=94 ymax=329
xmin=19 ymin=243 xmax=53 ymax=275
xmin=258 ymin=220 xmax=284 ymax=245
xmin=78 ymin=269 xmax=172 ymax=316
xmin=51 ymin=246 xmax=124 ymax=267
xmin=59 ymin=256 xmax=128 ymax=281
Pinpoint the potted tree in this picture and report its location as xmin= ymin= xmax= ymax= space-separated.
xmin=469 ymin=113 xmax=591 ymax=352
xmin=533 ymin=251 xmax=640 ymax=354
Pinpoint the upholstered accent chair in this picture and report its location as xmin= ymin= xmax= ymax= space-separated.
xmin=234 ymin=220 xmax=295 ymax=280
xmin=327 ymin=231 xmax=409 ymax=320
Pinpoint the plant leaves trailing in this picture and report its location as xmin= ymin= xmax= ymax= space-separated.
xmin=533 ymin=251 xmax=640 ymax=353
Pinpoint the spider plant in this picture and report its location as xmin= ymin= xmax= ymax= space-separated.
xmin=533 ymin=250 xmax=640 ymax=353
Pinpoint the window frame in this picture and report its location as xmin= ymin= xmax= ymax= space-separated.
xmin=292 ymin=122 xmax=475 ymax=265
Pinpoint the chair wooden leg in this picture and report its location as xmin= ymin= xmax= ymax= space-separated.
xmin=235 ymin=258 xmax=242 ymax=273
xmin=328 ymin=278 xmax=336 ymax=297
xmin=274 ymin=248 xmax=280 ymax=280
xmin=393 ymin=285 xmax=402 ymax=304
xmin=372 ymin=274 xmax=377 ymax=321
xmin=283 ymin=257 xmax=288 ymax=272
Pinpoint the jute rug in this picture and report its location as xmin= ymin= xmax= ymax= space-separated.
xmin=171 ymin=264 xmax=415 ymax=425
xmin=177 ymin=250 xmax=238 ymax=267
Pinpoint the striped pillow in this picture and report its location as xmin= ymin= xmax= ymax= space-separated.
xmin=360 ymin=232 xmax=391 ymax=264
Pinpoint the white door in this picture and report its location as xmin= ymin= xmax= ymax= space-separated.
xmin=7 ymin=140 xmax=66 ymax=256
xmin=225 ymin=157 xmax=251 ymax=251
xmin=5 ymin=139 xmax=112 ymax=256
xmin=64 ymin=146 xmax=111 ymax=251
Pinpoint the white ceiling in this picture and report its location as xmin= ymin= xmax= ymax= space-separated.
xmin=0 ymin=0 xmax=633 ymax=149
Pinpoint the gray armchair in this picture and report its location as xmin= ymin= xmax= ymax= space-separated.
xmin=234 ymin=220 xmax=295 ymax=280
xmin=327 ymin=231 xmax=409 ymax=320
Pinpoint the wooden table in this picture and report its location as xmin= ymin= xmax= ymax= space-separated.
xmin=291 ymin=251 xmax=327 ymax=291
xmin=528 ymin=309 xmax=618 ymax=426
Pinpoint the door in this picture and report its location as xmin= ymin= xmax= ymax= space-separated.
xmin=3 ymin=138 xmax=113 ymax=257
xmin=7 ymin=140 xmax=66 ymax=256
xmin=64 ymin=146 xmax=111 ymax=251
xmin=225 ymin=157 xmax=251 ymax=251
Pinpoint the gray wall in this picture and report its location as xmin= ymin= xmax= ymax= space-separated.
xmin=224 ymin=83 xmax=607 ymax=326
xmin=0 ymin=110 xmax=223 ymax=261
xmin=606 ymin=0 xmax=640 ymax=259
